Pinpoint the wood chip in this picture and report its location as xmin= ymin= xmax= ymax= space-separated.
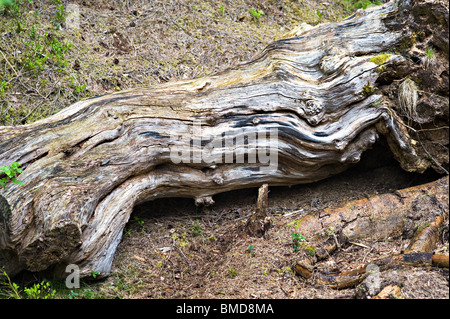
xmin=373 ymin=285 xmax=402 ymax=299
xmin=133 ymin=255 xmax=146 ymax=262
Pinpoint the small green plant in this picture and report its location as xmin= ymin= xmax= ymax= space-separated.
xmin=371 ymin=100 xmax=382 ymax=108
xmin=423 ymin=46 xmax=435 ymax=70
xmin=0 ymin=0 xmax=14 ymax=9
xmin=0 ymin=162 xmax=24 ymax=188
xmin=23 ymin=39 xmax=48 ymax=74
xmin=132 ymin=216 xmax=147 ymax=233
xmin=49 ymin=37 xmax=72 ymax=68
xmin=305 ymin=245 xmax=315 ymax=256
xmin=425 ymin=46 xmax=434 ymax=59
xmin=22 ymin=29 xmax=72 ymax=75
xmin=245 ymin=245 xmax=256 ymax=257
xmin=290 ymin=232 xmax=306 ymax=252
xmin=228 ymin=266 xmax=238 ymax=278
xmin=250 ymin=7 xmax=263 ymax=21
xmin=81 ymin=288 xmax=95 ymax=299
xmin=69 ymin=288 xmax=95 ymax=299
xmin=2 ymin=0 xmax=22 ymax=16
xmin=91 ymin=270 xmax=100 ymax=279
xmin=0 ymin=268 xmax=21 ymax=299
xmin=133 ymin=216 xmax=144 ymax=226
xmin=75 ymin=83 xmax=87 ymax=94
xmin=2 ymin=0 xmax=32 ymax=16
xmin=191 ymin=219 xmax=203 ymax=237
xmin=68 ymin=289 xmax=79 ymax=299
xmin=27 ymin=25 xmax=37 ymax=39
xmin=219 ymin=5 xmax=225 ymax=16
xmin=23 ymin=281 xmax=56 ymax=299
xmin=353 ymin=0 xmax=381 ymax=10
xmin=316 ymin=9 xmax=323 ymax=19
xmin=0 ymin=80 xmax=8 ymax=93
xmin=16 ymin=20 xmax=25 ymax=33
xmin=52 ymin=0 xmax=66 ymax=26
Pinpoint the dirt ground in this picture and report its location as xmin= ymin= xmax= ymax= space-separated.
xmin=1 ymin=0 xmax=448 ymax=299
xmin=1 ymin=0 xmax=356 ymax=125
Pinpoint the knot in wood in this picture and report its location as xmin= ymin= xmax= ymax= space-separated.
xmin=212 ymin=174 xmax=224 ymax=185
xmin=304 ymin=100 xmax=323 ymax=116
xmin=195 ymin=196 xmax=215 ymax=207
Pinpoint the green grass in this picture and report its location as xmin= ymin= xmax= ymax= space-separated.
xmin=228 ymin=266 xmax=238 ymax=278
xmin=249 ymin=7 xmax=263 ymax=21
xmin=425 ymin=46 xmax=434 ymax=59
xmin=191 ymin=219 xmax=203 ymax=237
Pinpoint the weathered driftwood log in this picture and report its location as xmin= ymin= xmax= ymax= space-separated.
xmin=0 ymin=0 xmax=448 ymax=278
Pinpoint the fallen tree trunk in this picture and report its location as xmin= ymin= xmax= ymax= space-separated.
xmin=0 ymin=0 xmax=448 ymax=278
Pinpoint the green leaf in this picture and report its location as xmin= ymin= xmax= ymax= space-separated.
xmin=11 ymin=178 xmax=24 ymax=186
xmin=0 ymin=0 xmax=14 ymax=8
xmin=0 ymin=162 xmax=24 ymax=188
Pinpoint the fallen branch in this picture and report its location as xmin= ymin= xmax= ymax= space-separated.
xmin=296 ymin=176 xmax=448 ymax=245
xmin=293 ymin=177 xmax=449 ymax=289
xmin=295 ymin=252 xmax=449 ymax=290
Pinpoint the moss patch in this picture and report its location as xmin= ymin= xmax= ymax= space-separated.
xmin=369 ymin=54 xmax=391 ymax=65
xmin=362 ymin=81 xmax=374 ymax=97
xmin=398 ymin=33 xmax=417 ymax=51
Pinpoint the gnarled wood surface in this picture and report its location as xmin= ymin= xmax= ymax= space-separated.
xmin=0 ymin=0 xmax=448 ymax=278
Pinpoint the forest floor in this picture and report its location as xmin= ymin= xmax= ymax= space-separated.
xmin=0 ymin=0 xmax=448 ymax=299
xmin=100 ymin=146 xmax=448 ymax=299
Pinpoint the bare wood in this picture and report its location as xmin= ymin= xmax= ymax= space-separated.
xmin=256 ymin=184 xmax=269 ymax=216
xmin=373 ymin=285 xmax=402 ymax=299
xmin=295 ymin=176 xmax=448 ymax=245
xmin=0 ymin=0 xmax=448 ymax=278
xmin=245 ymin=183 xmax=271 ymax=237
xmin=296 ymin=252 xmax=449 ymax=290
xmin=405 ymin=215 xmax=443 ymax=253
xmin=432 ymin=254 xmax=449 ymax=268
xmin=293 ymin=177 xmax=448 ymax=289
